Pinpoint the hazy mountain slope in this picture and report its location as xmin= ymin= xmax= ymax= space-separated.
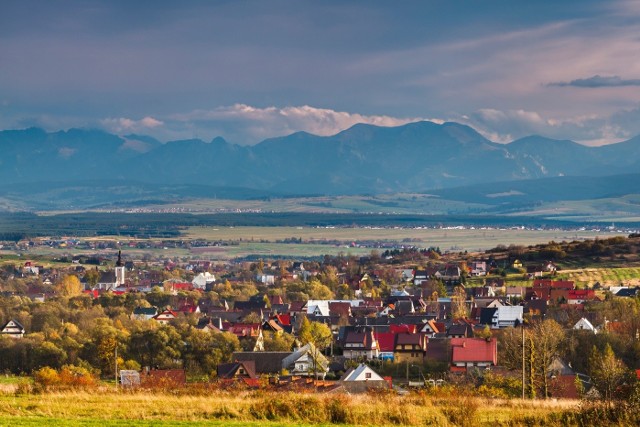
xmin=2 ymin=122 xmax=640 ymax=197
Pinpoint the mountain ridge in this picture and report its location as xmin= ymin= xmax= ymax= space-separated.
xmin=1 ymin=121 xmax=640 ymax=196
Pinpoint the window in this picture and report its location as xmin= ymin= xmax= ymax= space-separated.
xmin=365 ymin=373 xmax=371 ymax=379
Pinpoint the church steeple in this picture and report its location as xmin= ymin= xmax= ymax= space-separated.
xmin=115 ymin=250 xmax=125 ymax=287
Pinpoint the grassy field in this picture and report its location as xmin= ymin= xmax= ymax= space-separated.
xmin=0 ymin=389 xmax=586 ymax=427
xmin=183 ymin=226 xmax=614 ymax=253
xmin=1 ymin=228 xmax=617 ymax=261
xmin=557 ymin=267 xmax=640 ymax=287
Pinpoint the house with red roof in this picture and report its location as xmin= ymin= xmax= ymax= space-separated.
xmin=567 ymin=289 xmax=598 ymax=304
xmin=374 ymin=332 xmax=395 ymax=361
xmin=153 ymin=309 xmax=178 ymax=324
xmin=450 ymin=338 xmax=497 ymax=372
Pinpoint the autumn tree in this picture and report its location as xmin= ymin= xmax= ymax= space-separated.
xmin=451 ymin=285 xmax=469 ymax=319
xmin=589 ymin=343 xmax=630 ymax=401
xmin=57 ymin=274 xmax=83 ymax=296
xmin=298 ymin=316 xmax=333 ymax=378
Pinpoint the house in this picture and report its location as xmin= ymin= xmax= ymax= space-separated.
xmin=480 ymin=305 xmax=523 ymax=329
xmin=217 ymin=360 xmax=258 ymax=380
xmin=339 ymin=363 xmax=391 ymax=392
xmin=450 ymin=338 xmax=497 ymax=372
xmin=131 ymin=306 xmax=158 ymax=321
xmin=281 ymin=343 xmax=329 ymax=378
xmin=567 ymin=289 xmax=597 ymax=304
xmin=393 ymin=333 xmax=427 ymax=364
xmin=470 ymin=261 xmax=487 ymax=276
xmin=0 ymin=319 xmax=25 ymax=338
xmin=153 ymin=309 xmax=178 ymax=324
xmin=374 ymin=332 xmax=395 ymax=361
xmin=232 ymin=352 xmax=291 ymax=374
xmin=573 ymin=317 xmax=597 ymax=334
xmin=419 ymin=319 xmax=441 ymax=337
xmin=343 ymin=329 xmax=379 ymax=360
xmin=615 ymin=287 xmax=640 ymax=297
xmin=192 ymin=272 xmax=216 ymax=290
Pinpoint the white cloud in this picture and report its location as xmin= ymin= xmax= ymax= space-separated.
xmin=169 ymin=104 xmax=438 ymax=144
xmin=101 ymin=116 xmax=163 ymax=133
xmin=456 ymin=108 xmax=631 ymax=146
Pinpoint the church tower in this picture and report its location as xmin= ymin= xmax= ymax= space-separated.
xmin=115 ymin=250 xmax=125 ymax=287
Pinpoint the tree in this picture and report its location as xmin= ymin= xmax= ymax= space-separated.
xmin=451 ymin=286 xmax=469 ymax=319
xmin=263 ymin=331 xmax=296 ymax=351
xmin=57 ymin=274 xmax=83 ymax=297
xmin=83 ymin=269 xmax=100 ymax=289
xmin=589 ymin=343 xmax=629 ymax=401
xmin=297 ymin=317 xmax=333 ymax=379
xmin=531 ymin=319 xmax=565 ymax=398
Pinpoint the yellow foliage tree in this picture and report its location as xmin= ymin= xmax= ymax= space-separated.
xmin=58 ymin=275 xmax=83 ymax=296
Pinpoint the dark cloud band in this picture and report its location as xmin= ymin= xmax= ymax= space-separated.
xmin=549 ymin=75 xmax=640 ymax=88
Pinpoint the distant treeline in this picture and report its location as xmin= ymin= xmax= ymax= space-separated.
xmin=1 ymin=212 xmax=638 ymax=240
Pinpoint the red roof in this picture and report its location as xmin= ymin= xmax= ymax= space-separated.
xmin=374 ymin=332 xmax=395 ymax=352
xmin=533 ymin=280 xmax=574 ymax=290
xmin=274 ymin=314 xmax=291 ymax=326
xmin=450 ymin=338 xmax=497 ymax=365
xmin=389 ymin=324 xmax=417 ymax=334
xmin=568 ymin=289 xmax=596 ymax=300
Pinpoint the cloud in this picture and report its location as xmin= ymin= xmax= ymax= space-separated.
xmin=549 ymin=75 xmax=640 ymax=88
xmin=168 ymin=104 xmax=437 ymax=144
xmin=101 ymin=116 xmax=163 ymax=133
xmin=456 ymin=107 xmax=632 ymax=146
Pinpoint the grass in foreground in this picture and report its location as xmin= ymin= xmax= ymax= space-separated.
xmin=0 ymin=389 xmax=595 ymax=427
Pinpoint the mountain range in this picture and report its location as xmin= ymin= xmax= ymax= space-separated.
xmin=1 ymin=121 xmax=640 ymax=210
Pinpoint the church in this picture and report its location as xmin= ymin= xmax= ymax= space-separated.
xmin=95 ymin=250 xmax=126 ymax=291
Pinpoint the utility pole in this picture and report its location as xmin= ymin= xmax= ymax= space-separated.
xmin=115 ymin=345 xmax=118 ymax=390
xmin=521 ymin=324 xmax=525 ymax=399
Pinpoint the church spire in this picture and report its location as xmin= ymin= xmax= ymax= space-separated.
xmin=116 ymin=250 xmax=122 ymax=267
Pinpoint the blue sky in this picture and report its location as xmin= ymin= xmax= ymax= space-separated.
xmin=2 ymin=0 xmax=640 ymax=145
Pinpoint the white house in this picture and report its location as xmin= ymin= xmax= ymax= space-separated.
xmin=341 ymin=363 xmax=385 ymax=382
xmin=0 ymin=319 xmax=25 ymax=338
xmin=281 ymin=343 xmax=329 ymax=378
xmin=192 ymin=272 xmax=216 ymax=289
xmin=573 ymin=317 xmax=597 ymax=334
xmin=492 ymin=306 xmax=523 ymax=329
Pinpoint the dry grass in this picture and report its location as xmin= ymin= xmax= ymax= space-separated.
xmin=0 ymin=389 xmax=590 ymax=426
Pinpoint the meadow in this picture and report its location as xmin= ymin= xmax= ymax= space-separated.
xmin=0 ymin=388 xmax=595 ymax=427
xmin=183 ymin=226 xmax=614 ymax=253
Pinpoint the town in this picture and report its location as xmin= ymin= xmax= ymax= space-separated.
xmin=1 ymin=233 xmax=639 ymax=403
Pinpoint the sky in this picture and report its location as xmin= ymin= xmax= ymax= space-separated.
xmin=2 ymin=0 xmax=640 ymax=146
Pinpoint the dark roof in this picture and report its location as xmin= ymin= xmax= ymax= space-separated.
xmin=217 ymin=361 xmax=257 ymax=379
xmin=615 ymin=288 xmax=639 ymax=297
xmin=232 ymin=351 xmax=290 ymax=374
xmin=133 ymin=306 xmax=158 ymax=316
xmin=425 ymin=338 xmax=450 ymax=363
xmin=479 ymin=307 xmax=498 ymax=325
xmin=447 ymin=324 xmax=472 ymax=337
xmin=0 ymin=319 xmax=25 ymax=331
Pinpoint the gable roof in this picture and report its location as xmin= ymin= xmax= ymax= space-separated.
xmin=374 ymin=332 xmax=395 ymax=352
xmin=232 ymin=351 xmax=290 ymax=374
xmin=217 ymin=361 xmax=258 ymax=379
xmin=450 ymin=338 xmax=497 ymax=365
xmin=340 ymin=363 xmax=385 ymax=382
